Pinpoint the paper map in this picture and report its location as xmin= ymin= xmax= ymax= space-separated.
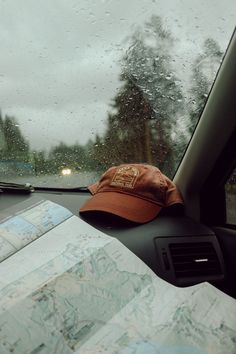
xmin=0 ymin=200 xmax=235 ymax=354
xmin=0 ymin=200 xmax=72 ymax=262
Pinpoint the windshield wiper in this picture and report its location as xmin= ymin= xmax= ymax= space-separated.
xmin=0 ymin=182 xmax=89 ymax=194
xmin=0 ymin=182 xmax=34 ymax=194
xmin=34 ymin=186 xmax=89 ymax=192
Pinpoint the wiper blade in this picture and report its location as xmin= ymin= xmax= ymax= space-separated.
xmin=0 ymin=182 xmax=89 ymax=194
xmin=0 ymin=182 xmax=34 ymax=194
xmin=34 ymin=186 xmax=89 ymax=192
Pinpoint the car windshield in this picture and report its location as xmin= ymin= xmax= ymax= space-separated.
xmin=0 ymin=0 xmax=235 ymax=188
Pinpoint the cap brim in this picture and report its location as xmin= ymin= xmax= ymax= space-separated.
xmin=79 ymin=191 xmax=162 ymax=223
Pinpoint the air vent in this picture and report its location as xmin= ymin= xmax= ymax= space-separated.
xmin=169 ymin=242 xmax=222 ymax=279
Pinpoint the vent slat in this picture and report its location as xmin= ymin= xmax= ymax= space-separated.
xmin=170 ymin=246 xmax=214 ymax=254
xmin=171 ymin=254 xmax=217 ymax=262
xmin=171 ymin=250 xmax=215 ymax=256
xmin=175 ymin=269 xmax=220 ymax=277
xmin=169 ymin=242 xmax=222 ymax=279
xmin=173 ymin=260 xmax=219 ymax=267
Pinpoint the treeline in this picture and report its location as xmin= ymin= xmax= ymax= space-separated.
xmin=0 ymin=16 xmax=223 ymax=177
xmin=32 ymin=141 xmax=98 ymax=175
xmin=0 ymin=112 xmax=100 ymax=175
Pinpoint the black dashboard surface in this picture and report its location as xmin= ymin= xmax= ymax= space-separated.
xmin=0 ymin=190 xmax=226 ymax=288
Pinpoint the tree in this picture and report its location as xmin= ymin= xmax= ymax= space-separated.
xmin=189 ymin=38 xmax=223 ymax=135
xmin=106 ymin=81 xmax=154 ymax=164
xmin=0 ymin=111 xmax=5 ymax=151
xmin=31 ymin=150 xmax=48 ymax=175
xmin=48 ymin=142 xmax=87 ymax=173
xmin=95 ymin=16 xmax=185 ymax=175
xmin=0 ymin=114 xmax=30 ymax=162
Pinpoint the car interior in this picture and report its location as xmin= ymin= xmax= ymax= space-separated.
xmin=1 ymin=27 xmax=235 ymax=303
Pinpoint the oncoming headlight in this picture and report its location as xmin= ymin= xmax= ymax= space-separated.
xmin=61 ymin=168 xmax=72 ymax=176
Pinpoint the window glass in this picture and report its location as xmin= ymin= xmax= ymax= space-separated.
xmin=225 ymin=168 xmax=236 ymax=225
xmin=0 ymin=0 xmax=235 ymax=187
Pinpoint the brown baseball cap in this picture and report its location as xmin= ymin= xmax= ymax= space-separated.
xmin=79 ymin=164 xmax=184 ymax=224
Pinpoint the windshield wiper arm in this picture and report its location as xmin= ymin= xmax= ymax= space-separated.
xmin=0 ymin=182 xmax=34 ymax=194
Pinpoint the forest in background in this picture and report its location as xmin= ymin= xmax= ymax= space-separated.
xmin=0 ymin=16 xmax=223 ymax=178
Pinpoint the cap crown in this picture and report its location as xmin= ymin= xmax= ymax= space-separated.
xmin=89 ymin=164 xmax=182 ymax=207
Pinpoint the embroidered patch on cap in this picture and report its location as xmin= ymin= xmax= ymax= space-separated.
xmin=110 ymin=166 xmax=139 ymax=189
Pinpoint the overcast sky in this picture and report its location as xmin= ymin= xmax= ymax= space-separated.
xmin=0 ymin=0 xmax=235 ymax=151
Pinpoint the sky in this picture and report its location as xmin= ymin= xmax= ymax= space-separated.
xmin=0 ymin=0 xmax=235 ymax=151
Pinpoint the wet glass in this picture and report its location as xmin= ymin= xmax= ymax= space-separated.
xmin=0 ymin=0 xmax=235 ymax=187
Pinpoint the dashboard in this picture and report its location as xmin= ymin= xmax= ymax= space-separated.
xmin=0 ymin=190 xmax=227 ymax=292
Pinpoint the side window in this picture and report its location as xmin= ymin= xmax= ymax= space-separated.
xmin=225 ymin=167 xmax=236 ymax=225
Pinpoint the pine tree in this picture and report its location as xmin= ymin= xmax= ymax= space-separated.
xmin=189 ymin=38 xmax=223 ymax=135
xmin=96 ymin=16 xmax=185 ymax=175
xmin=0 ymin=111 xmax=5 ymax=152
xmin=1 ymin=115 xmax=30 ymax=161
